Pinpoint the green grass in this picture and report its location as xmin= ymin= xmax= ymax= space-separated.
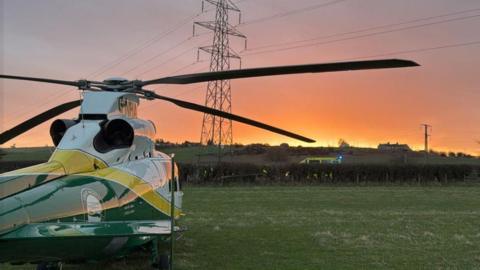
xmin=3 ymin=185 xmax=480 ymax=269
xmin=0 ymin=147 xmax=53 ymax=162
xmin=158 ymin=146 xmax=227 ymax=163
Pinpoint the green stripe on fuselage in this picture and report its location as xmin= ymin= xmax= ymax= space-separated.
xmin=0 ymin=174 xmax=171 ymax=235
xmin=0 ymin=173 xmax=63 ymax=200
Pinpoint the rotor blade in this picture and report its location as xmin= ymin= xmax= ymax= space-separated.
xmin=0 ymin=74 xmax=80 ymax=87
xmin=150 ymin=93 xmax=315 ymax=143
xmin=141 ymin=59 xmax=419 ymax=86
xmin=0 ymin=100 xmax=82 ymax=145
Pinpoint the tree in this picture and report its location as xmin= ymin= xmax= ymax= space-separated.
xmin=338 ymin=139 xmax=350 ymax=148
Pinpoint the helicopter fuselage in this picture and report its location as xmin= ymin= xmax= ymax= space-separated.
xmin=0 ymin=91 xmax=183 ymax=264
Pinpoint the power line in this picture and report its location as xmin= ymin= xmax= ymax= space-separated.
xmin=238 ymin=0 xmax=348 ymax=27
xmin=247 ymin=7 xmax=480 ymax=52
xmin=242 ymin=13 xmax=480 ymax=57
xmin=119 ymin=37 xmax=195 ymax=77
xmin=112 ymin=8 xmax=480 ymax=107
xmin=338 ymin=40 xmax=480 ymax=61
xmin=148 ymin=60 xmax=209 ymax=94
xmin=90 ymin=0 xmax=247 ymax=79
xmin=168 ymin=59 xmax=209 ymax=78
xmin=87 ymin=10 xmax=213 ymax=80
xmin=4 ymin=7 xmax=221 ymax=125
xmin=132 ymin=35 xmax=211 ymax=78
xmin=106 ymin=1 xmax=247 ymax=79
xmin=132 ymin=13 xmax=480 ymax=107
xmin=135 ymin=47 xmax=196 ymax=78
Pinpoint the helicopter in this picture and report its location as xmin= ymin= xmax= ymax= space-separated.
xmin=0 ymin=59 xmax=419 ymax=269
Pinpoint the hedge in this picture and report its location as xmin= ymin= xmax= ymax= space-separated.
xmin=179 ymin=163 xmax=477 ymax=185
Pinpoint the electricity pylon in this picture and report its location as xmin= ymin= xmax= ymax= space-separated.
xmin=194 ymin=0 xmax=246 ymax=160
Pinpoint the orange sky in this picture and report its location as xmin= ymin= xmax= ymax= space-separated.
xmin=1 ymin=0 xmax=480 ymax=155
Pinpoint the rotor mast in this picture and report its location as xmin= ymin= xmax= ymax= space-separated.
xmin=195 ymin=0 xmax=246 ymax=157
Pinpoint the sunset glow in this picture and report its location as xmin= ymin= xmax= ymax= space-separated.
xmin=1 ymin=0 xmax=480 ymax=155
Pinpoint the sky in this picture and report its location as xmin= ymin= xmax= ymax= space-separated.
xmin=1 ymin=0 xmax=480 ymax=154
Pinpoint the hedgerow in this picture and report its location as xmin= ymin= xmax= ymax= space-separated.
xmin=179 ymin=163 xmax=477 ymax=185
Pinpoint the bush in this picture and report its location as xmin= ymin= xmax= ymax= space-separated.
xmin=178 ymin=163 xmax=475 ymax=186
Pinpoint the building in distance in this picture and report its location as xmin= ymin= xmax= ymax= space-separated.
xmin=377 ymin=142 xmax=412 ymax=152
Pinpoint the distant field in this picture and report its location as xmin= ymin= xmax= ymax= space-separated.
xmin=157 ymin=146 xmax=220 ymax=163
xmin=3 ymin=185 xmax=480 ymax=269
xmin=0 ymin=147 xmax=53 ymax=162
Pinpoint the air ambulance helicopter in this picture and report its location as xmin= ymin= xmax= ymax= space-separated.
xmin=0 ymin=59 xmax=418 ymax=269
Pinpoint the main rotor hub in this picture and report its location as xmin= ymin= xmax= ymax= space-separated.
xmin=84 ymin=77 xmax=138 ymax=92
xmin=103 ymin=77 xmax=129 ymax=85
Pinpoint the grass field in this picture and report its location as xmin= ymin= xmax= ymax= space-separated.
xmin=0 ymin=147 xmax=53 ymax=162
xmin=157 ymin=146 xmax=220 ymax=164
xmin=3 ymin=185 xmax=480 ymax=269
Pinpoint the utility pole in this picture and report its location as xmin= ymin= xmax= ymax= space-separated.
xmin=421 ymin=124 xmax=431 ymax=162
xmin=194 ymin=0 xmax=246 ymax=162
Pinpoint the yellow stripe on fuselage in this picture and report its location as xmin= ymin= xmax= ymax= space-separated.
xmin=79 ymin=167 xmax=181 ymax=218
xmin=50 ymin=149 xmax=108 ymax=174
xmin=1 ymin=149 xmax=107 ymax=177
xmin=1 ymin=161 xmax=66 ymax=177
